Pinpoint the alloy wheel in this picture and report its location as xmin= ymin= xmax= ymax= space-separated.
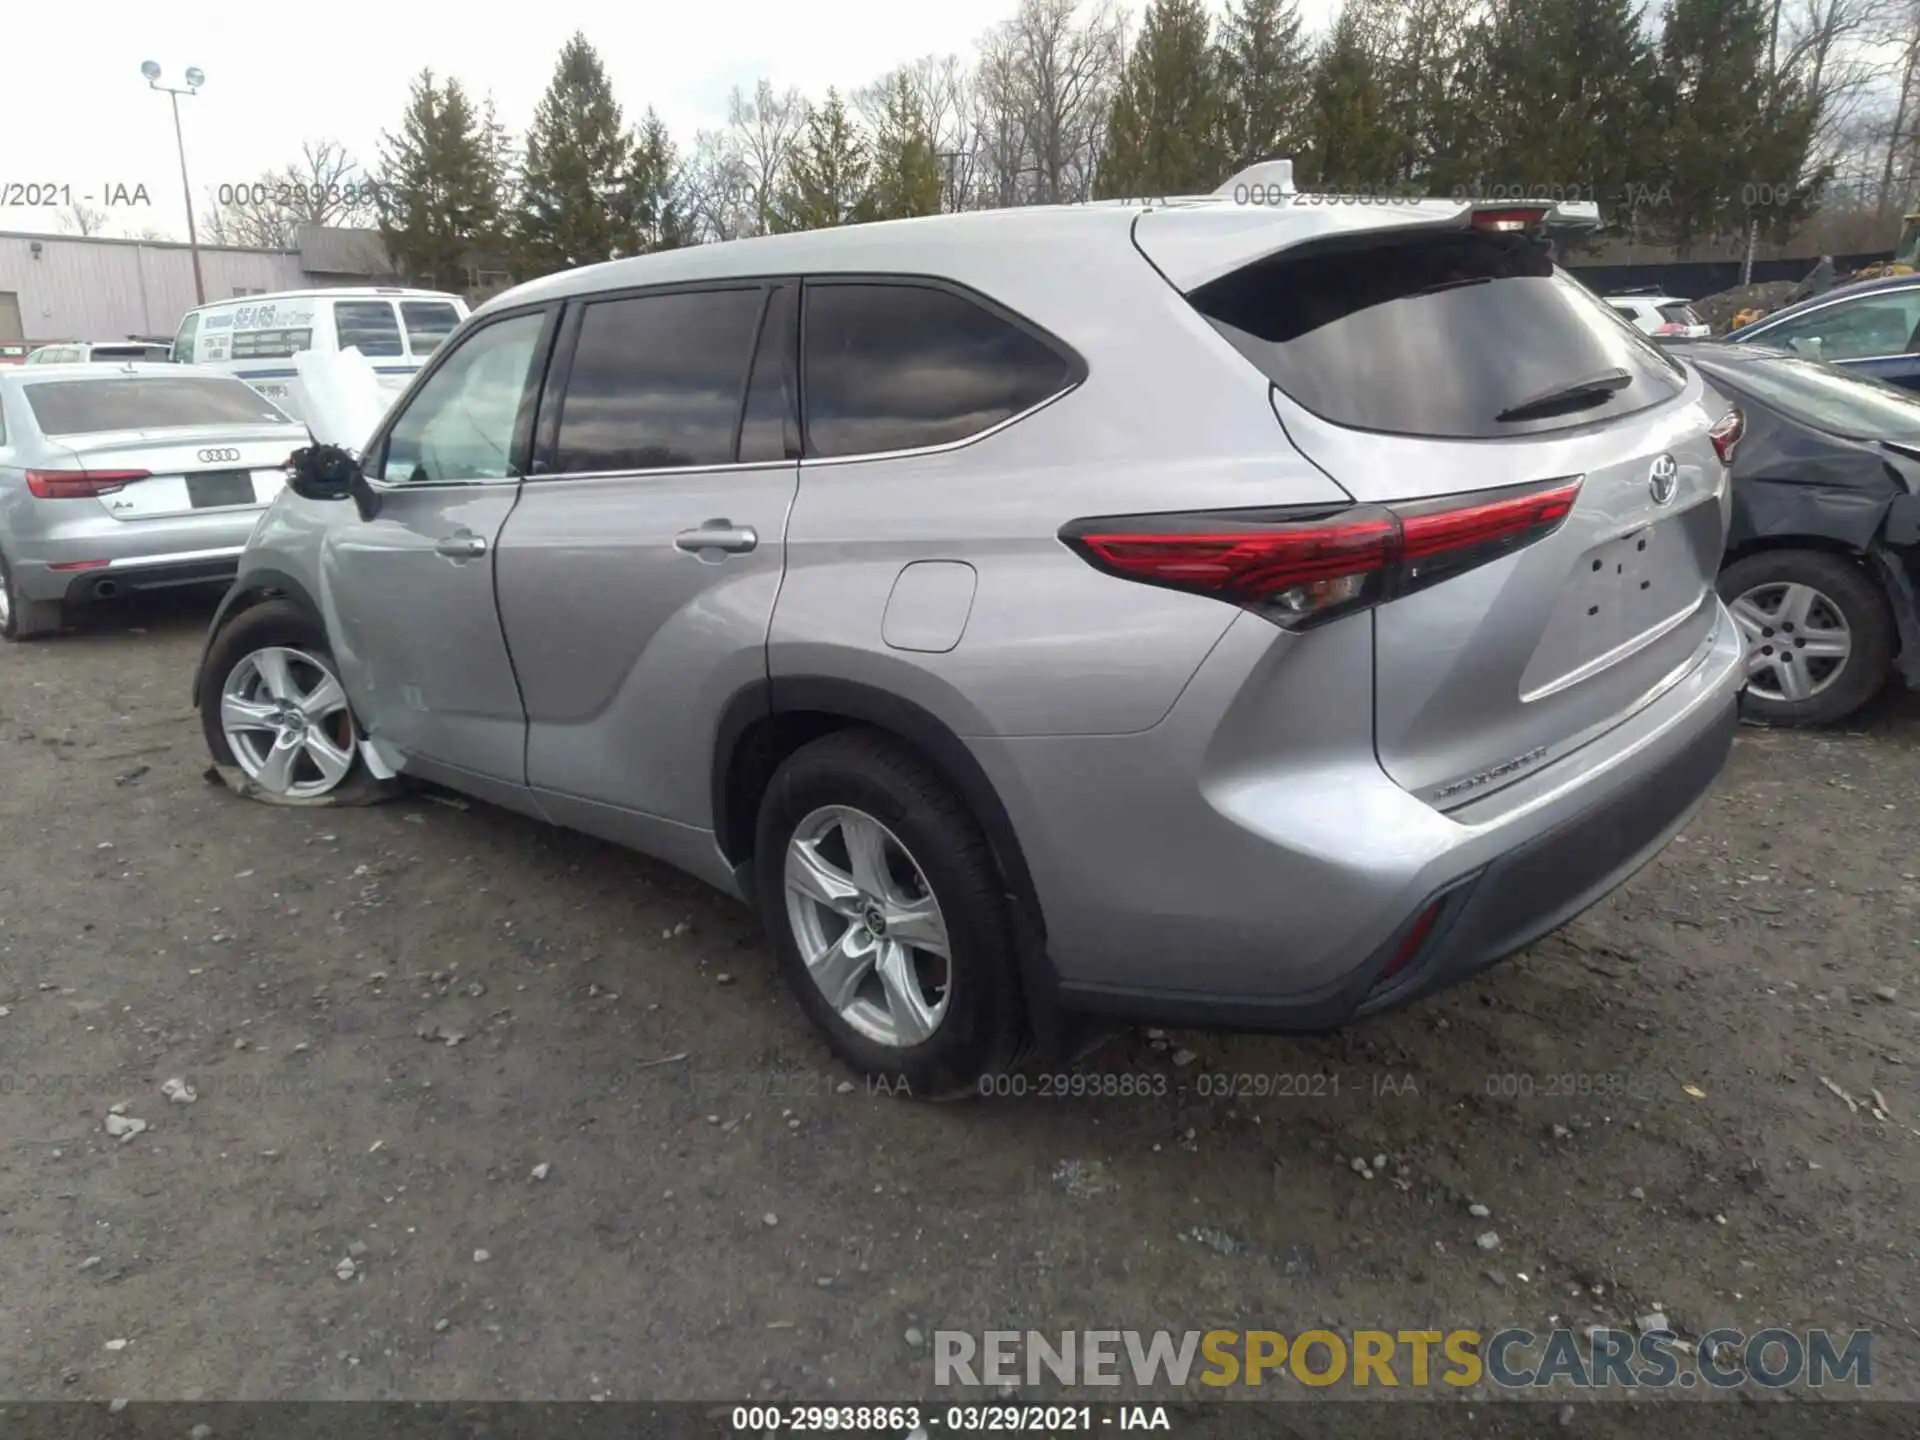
xmin=1728 ymin=581 xmax=1853 ymax=703
xmin=782 ymin=805 xmax=952 ymax=1048
xmin=219 ymin=646 xmax=357 ymax=799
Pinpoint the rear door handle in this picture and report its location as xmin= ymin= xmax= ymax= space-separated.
xmin=674 ymin=521 xmax=758 ymax=556
xmin=434 ymin=532 xmax=488 ymax=559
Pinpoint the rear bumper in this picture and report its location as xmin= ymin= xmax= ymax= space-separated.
xmin=974 ymin=597 xmax=1745 ymax=1034
xmin=5 ymin=498 xmax=260 ymax=603
xmin=60 ymin=549 xmax=243 ymax=605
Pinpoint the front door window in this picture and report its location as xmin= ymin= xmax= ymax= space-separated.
xmin=377 ymin=312 xmax=545 ymax=483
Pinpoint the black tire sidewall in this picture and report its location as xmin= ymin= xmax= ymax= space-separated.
xmin=753 ymin=732 xmax=1020 ymax=1099
xmin=1718 ymin=550 xmax=1895 ymax=725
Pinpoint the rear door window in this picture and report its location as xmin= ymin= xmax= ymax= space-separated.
xmin=1189 ymin=231 xmax=1687 ymax=438
xmin=801 ymin=281 xmax=1077 ymax=458
xmin=550 ymin=287 xmax=765 ymax=474
xmin=24 ymin=376 xmax=292 ymax=435
xmin=334 ymin=301 xmax=405 ymax=358
xmin=1755 ymin=289 xmax=1920 ymax=362
xmin=400 ymin=301 xmax=463 ymax=357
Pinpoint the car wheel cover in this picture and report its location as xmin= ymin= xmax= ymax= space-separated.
xmin=1728 ymin=581 xmax=1853 ymax=703
xmin=783 ymin=804 xmax=952 ymax=1048
xmin=219 ymin=645 xmax=357 ymax=799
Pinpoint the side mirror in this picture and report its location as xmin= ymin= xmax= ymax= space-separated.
xmin=285 ymin=442 xmax=359 ymax=502
xmin=286 ymin=442 xmax=383 ymax=520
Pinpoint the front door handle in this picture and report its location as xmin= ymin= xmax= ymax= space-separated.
xmin=434 ymin=532 xmax=488 ymax=559
xmin=674 ymin=520 xmax=758 ymax=556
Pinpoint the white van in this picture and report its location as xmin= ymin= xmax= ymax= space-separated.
xmin=169 ymin=288 xmax=469 ymax=425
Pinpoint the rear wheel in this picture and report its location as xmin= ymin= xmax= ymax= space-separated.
xmin=1719 ymin=550 xmax=1894 ymax=726
xmin=0 ymin=552 xmax=64 ymax=641
xmin=754 ymin=729 xmax=1025 ymax=1100
xmin=200 ymin=599 xmax=392 ymax=805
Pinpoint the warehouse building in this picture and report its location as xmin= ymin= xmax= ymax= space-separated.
xmin=0 ymin=225 xmax=406 ymax=347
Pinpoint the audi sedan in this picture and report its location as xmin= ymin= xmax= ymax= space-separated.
xmin=0 ymin=363 xmax=307 ymax=639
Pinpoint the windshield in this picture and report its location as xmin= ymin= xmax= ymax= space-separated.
xmin=1696 ymin=350 xmax=1920 ymax=444
xmin=24 ymin=376 xmax=294 ymax=436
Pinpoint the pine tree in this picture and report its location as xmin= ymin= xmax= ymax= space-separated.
xmin=1656 ymin=0 xmax=1822 ymax=256
xmin=511 ymin=33 xmax=643 ymax=278
xmin=376 ymin=71 xmax=508 ymax=292
xmin=1096 ymin=0 xmax=1227 ymax=198
xmin=775 ymin=90 xmax=872 ymax=231
xmin=1216 ymin=0 xmax=1312 ymax=170
xmin=866 ymin=73 xmax=945 ymax=220
xmin=629 ymin=108 xmax=689 ymax=250
xmin=1466 ymin=0 xmax=1660 ymax=207
xmin=1305 ymin=7 xmax=1398 ymax=188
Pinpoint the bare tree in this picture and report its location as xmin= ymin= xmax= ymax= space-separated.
xmin=58 ymin=202 xmax=111 ymax=236
xmin=971 ymin=23 xmax=1032 ymax=208
xmin=726 ymin=81 xmax=808 ymax=235
xmin=1001 ymin=0 xmax=1126 ymax=205
xmin=856 ymin=54 xmax=979 ymax=211
xmin=681 ymin=127 xmax=759 ymax=242
xmin=202 ymin=139 xmax=379 ymax=249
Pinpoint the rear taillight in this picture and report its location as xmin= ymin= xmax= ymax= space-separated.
xmin=1708 ymin=408 xmax=1744 ymax=465
xmin=25 ymin=468 xmax=150 ymax=499
xmin=1470 ymin=206 xmax=1549 ymax=232
xmin=1062 ymin=476 xmax=1583 ymax=630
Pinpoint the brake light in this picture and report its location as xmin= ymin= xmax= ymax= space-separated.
xmin=1062 ymin=477 xmax=1583 ymax=630
xmin=1471 ymin=206 xmax=1549 ymax=232
xmin=25 ymin=468 xmax=150 ymax=499
xmin=1708 ymin=407 xmax=1744 ymax=465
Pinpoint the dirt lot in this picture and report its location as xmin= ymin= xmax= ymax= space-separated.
xmin=1 ymin=590 xmax=1917 ymax=1417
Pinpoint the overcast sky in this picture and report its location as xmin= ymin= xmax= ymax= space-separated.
xmin=2 ymin=0 xmax=1342 ymax=246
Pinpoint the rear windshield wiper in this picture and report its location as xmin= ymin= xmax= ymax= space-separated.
xmin=1496 ymin=368 xmax=1634 ymax=424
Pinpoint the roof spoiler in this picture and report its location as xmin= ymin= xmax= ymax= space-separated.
xmin=1214 ymin=159 xmax=1295 ymax=198
xmin=1213 ymin=160 xmax=1604 ymax=229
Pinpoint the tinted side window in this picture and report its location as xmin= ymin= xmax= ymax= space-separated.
xmin=803 ymin=283 xmax=1074 ymax=458
xmin=335 ymin=301 xmax=404 ymax=358
xmin=552 ymin=288 xmax=764 ymax=474
xmin=738 ymin=285 xmax=797 ymax=464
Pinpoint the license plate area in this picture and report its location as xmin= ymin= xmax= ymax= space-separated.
xmin=1520 ymin=517 xmax=1709 ymax=697
xmin=186 ymin=470 xmax=256 ymax=508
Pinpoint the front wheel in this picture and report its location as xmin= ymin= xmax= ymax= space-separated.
xmin=753 ymin=729 xmax=1025 ymax=1100
xmin=0 ymin=551 xmax=64 ymax=641
xmin=1719 ymin=549 xmax=1895 ymax=726
xmin=200 ymin=599 xmax=392 ymax=805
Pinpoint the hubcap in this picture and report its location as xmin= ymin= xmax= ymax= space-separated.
xmin=782 ymin=805 xmax=951 ymax=1048
xmin=1728 ymin=582 xmax=1852 ymax=703
xmin=219 ymin=645 xmax=357 ymax=799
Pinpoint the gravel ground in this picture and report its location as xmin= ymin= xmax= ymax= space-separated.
xmin=1 ymin=590 xmax=1916 ymax=1418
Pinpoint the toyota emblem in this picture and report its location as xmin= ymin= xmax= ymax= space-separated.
xmin=198 ymin=447 xmax=241 ymax=464
xmin=1648 ymin=453 xmax=1678 ymax=506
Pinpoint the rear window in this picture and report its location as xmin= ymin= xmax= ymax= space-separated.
xmin=1693 ymin=351 xmax=1920 ymax=444
xmin=1191 ymin=231 xmax=1688 ymax=439
xmin=1658 ymin=303 xmax=1704 ymax=328
xmin=401 ymin=301 xmax=462 ymax=356
xmin=24 ymin=376 xmax=291 ymax=436
xmin=89 ymin=345 xmax=171 ymax=362
xmin=334 ymin=301 xmax=404 ymax=358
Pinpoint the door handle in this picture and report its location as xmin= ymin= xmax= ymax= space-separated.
xmin=674 ymin=520 xmax=758 ymax=556
xmin=434 ymin=532 xmax=488 ymax=559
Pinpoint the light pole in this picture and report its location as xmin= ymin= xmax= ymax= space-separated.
xmin=142 ymin=61 xmax=206 ymax=306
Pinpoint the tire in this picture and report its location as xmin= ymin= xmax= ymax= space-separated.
xmin=1718 ymin=549 xmax=1895 ymax=726
xmin=199 ymin=598 xmax=393 ymax=806
xmin=0 ymin=550 xmax=65 ymax=641
xmin=754 ymin=728 xmax=1025 ymax=1100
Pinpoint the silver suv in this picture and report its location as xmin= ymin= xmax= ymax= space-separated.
xmin=193 ymin=182 xmax=1747 ymax=1094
